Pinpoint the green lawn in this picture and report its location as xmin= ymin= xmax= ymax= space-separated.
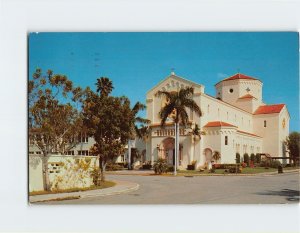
xmin=29 ymin=181 xmax=116 ymax=196
xmin=175 ymin=167 xmax=280 ymax=176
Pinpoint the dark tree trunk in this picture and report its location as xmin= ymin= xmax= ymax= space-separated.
xmin=99 ymin=158 xmax=106 ymax=182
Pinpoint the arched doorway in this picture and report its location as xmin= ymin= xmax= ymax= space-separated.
xmin=204 ymin=148 xmax=213 ymax=168
xmin=160 ymin=137 xmax=175 ymax=165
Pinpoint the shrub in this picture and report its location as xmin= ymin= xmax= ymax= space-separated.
xmin=241 ymin=162 xmax=247 ymax=168
xmin=260 ymin=160 xmax=270 ymax=168
xmin=187 ymin=165 xmax=195 ymax=170
xmin=142 ymin=164 xmax=152 ymax=170
xmin=228 ymin=166 xmax=241 ymax=173
xmin=187 ymin=160 xmax=197 ymax=170
xmin=90 ymin=166 xmax=100 ymax=186
xmin=250 ymin=153 xmax=255 ymax=162
xmin=212 ymin=151 xmax=221 ymax=162
xmin=153 ymin=158 xmax=168 ymax=174
xmin=236 ymin=153 xmax=240 ymax=163
xmin=167 ymin=165 xmax=174 ymax=172
xmin=270 ymin=160 xmax=282 ymax=168
xmin=213 ymin=164 xmax=222 ymax=169
xmin=255 ymin=153 xmax=261 ymax=163
xmin=214 ymin=163 xmax=240 ymax=169
xmin=106 ymin=162 xmax=124 ymax=171
xmin=243 ymin=153 xmax=249 ymax=166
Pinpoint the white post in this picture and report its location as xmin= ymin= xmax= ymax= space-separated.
xmin=174 ymin=123 xmax=177 ymax=176
xmin=174 ymin=122 xmax=180 ymax=176
xmin=128 ymin=140 xmax=131 ymax=170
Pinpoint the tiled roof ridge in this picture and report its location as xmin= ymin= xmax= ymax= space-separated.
xmin=254 ymin=104 xmax=285 ymax=115
xmin=215 ymin=73 xmax=261 ymax=86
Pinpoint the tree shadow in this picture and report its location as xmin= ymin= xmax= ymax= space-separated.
xmin=256 ymin=189 xmax=300 ymax=202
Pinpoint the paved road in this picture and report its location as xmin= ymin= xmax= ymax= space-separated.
xmin=46 ymin=172 xmax=299 ymax=204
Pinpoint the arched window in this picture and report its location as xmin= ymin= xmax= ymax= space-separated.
xmin=264 ymin=120 xmax=267 ymax=127
xmin=225 ymin=136 xmax=228 ymax=145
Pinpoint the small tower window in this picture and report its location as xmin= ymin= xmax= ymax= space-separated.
xmin=229 ymin=88 xmax=233 ymax=93
xmin=264 ymin=120 xmax=267 ymax=127
xmin=225 ymin=136 xmax=228 ymax=145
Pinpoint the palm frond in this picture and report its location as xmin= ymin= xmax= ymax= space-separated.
xmin=182 ymin=98 xmax=202 ymax=117
xmin=135 ymin=117 xmax=151 ymax=124
xmin=177 ymin=106 xmax=189 ymax=126
xmin=159 ymin=102 xmax=175 ymax=127
xmin=132 ymin=102 xmax=146 ymax=114
xmin=155 ymin=90 xmax=172 ymax=99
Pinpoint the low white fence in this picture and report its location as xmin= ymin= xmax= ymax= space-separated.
xmin=29 ymin=155 xmax=98 ymax=192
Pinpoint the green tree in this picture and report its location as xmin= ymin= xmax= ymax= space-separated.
xmin=155 ymin=86 xmax=202 ymax=175
xmin=212 ymin=151 xmax=221 ymax=163
xmin=83 ymin=78 xmax=133 ymax=182
xmin=95 ymin=77 xmax=114 ymax=97
xmin=188 ymin=123 xmax=205 ymax=163
xmin=127 ymin=102 xmax=150 ymax=169
xmin=29 ymin=68 xmax=84 ymax=191
xmin=285 ymin=132 xmax=300 ymax=166
xmin=236 ymin=153 xmax=241 ymax=163
xmin=243 ymin=153 xmax=249 ymax=166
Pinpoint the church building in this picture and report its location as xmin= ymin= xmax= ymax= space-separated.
xmin=145 ymin=72 xmax=290 ymax=169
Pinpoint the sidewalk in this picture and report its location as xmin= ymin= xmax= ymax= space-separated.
xmin=29 ymin=179 xmax=139 ymax=203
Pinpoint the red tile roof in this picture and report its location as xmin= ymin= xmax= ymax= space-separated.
xmin=203 ymin=121 xmax=237 ymax=128
xmin=238 ymin=94 xmax=257 ymax=100
xmin=215 ymin=73 xmax=261 ymax=86
xmin=237 ymin=130 xmax=261 ymax=138
xmin=254 ymin=104 xmax=285 ymax=115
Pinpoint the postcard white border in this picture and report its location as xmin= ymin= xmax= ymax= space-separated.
xmin=0 ymin=0 xmax=299 ymax=232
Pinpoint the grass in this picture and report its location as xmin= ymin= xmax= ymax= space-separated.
xmin=29 ymin=181 xmax=116 ymax=196
xmin=173 ymin=167 xmax=280 ymax=176
xmin=35 ymin=196 xmax=81 ymax=203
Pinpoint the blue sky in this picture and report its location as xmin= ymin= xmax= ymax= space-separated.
xmin=29 ymin=32 xmax=299 ymax=132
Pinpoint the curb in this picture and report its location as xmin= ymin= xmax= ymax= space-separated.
xmin=29 ymin=180 xmax=139 ymax=203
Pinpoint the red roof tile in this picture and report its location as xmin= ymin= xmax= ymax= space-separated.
xmin=238 ymin=94 xmax=257 ymax=100
xmin=204 ymin=121 xmax=237 ymax=128
xmin=215 ymin=73 xmax=260 ymax=86
xmin=254 ymin=104 xmax=285 ymax=115
xmin=237 ymin=130 xmax=261 ymax=138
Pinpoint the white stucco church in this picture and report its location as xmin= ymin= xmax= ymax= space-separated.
xmin=145 ymin=72 xmax=290 ymax=169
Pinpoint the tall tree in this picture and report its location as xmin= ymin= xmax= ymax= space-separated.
xmin=83 ymin=78 xmax=133 ymax=181
xmin=95 ymin=77 xmax=114 ymax=97
xmin=28 ymin=68 xmax=84 ymax=191
xmin=188 ymin=123 xmax=205 ymax=163
xmin=156 ymin=86 xmax=202 ymax=175
xmin=285 ymin=132 xmax=300 ymax=166
xmin=127 ymin=102 xmax=150 ymax=169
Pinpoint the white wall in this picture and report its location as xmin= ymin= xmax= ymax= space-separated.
xmin=29 ymin=155 xmax=98 ymax=192
xmin=200 ymin=94 xmax=254 ymax=133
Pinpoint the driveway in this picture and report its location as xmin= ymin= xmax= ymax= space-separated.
xmin=45 ymin=172 xmax=299 ymax=204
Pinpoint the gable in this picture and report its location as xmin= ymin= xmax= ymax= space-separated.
xmin=146 ymin=73 xmax=204 ymax=98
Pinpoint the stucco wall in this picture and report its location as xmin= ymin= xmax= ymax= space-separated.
xmin=200 ymin=94 xmax=254 ymax=133
xmin=29 ymin=155 xmax=98 ymax=192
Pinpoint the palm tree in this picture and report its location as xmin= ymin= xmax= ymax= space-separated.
xmin=212 ymin=151 xmax=221 ymax=163
xmin=127 ymin=102 xmax=151 ymax=169
xmin=188 ymin=123 xmax=205 ymax=163
xmin=95 ymin=77 xmax=114 ymax=96
xmin=155 ymin=86 xmax=202 ymax=175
